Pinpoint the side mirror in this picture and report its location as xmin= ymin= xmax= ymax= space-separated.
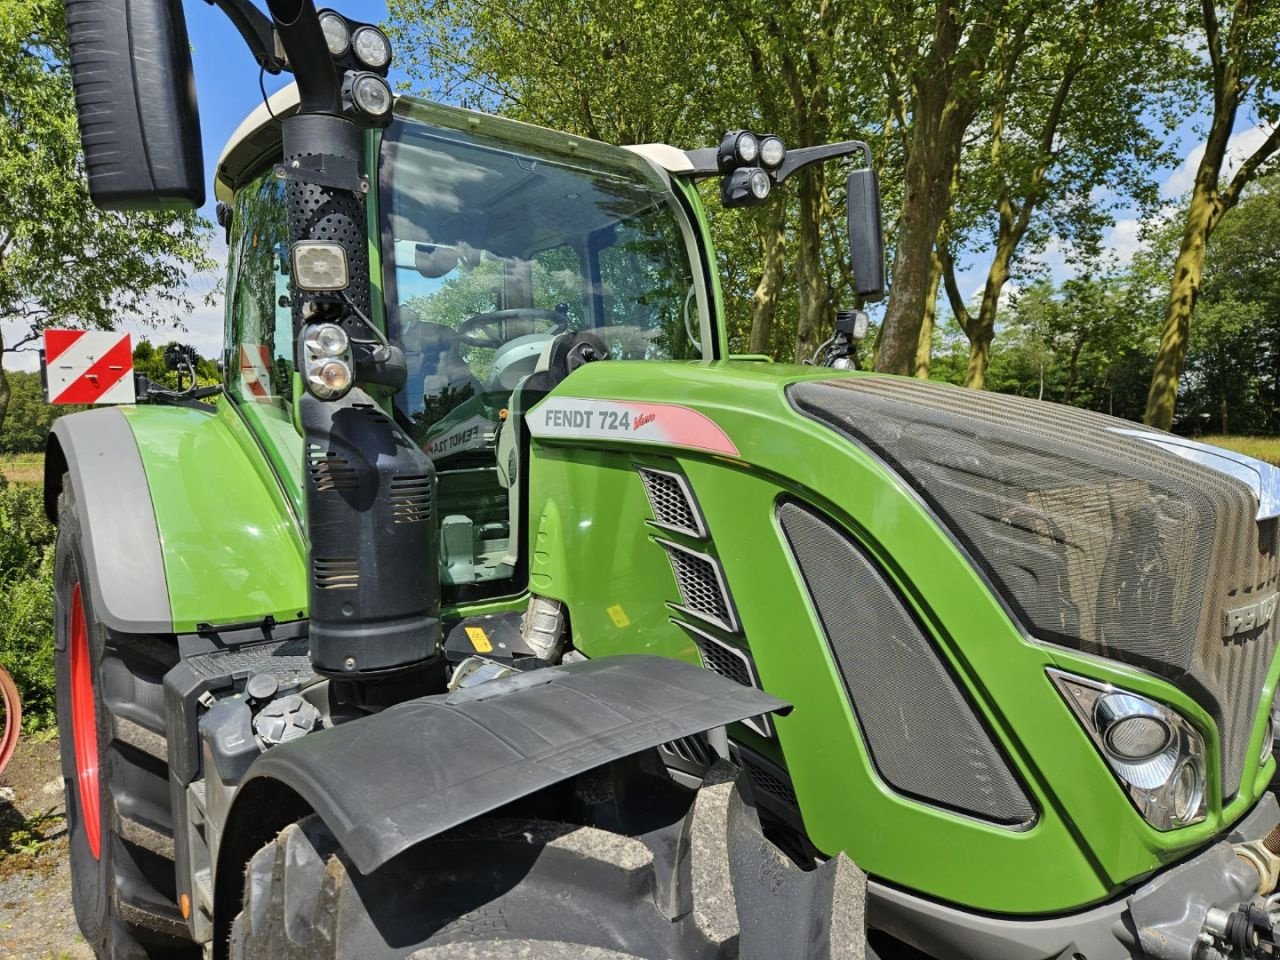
xmin=65 ymin=0 xmax=204 ymax=210
xmin=847 ymin=168 xmax=885 ymax=303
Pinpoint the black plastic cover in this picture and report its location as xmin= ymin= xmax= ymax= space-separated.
xmin=241 ymin=655 xmax=788 ymax=873
xmin=847 ymin=169 xmax=885 ymax=302
xmin=65 ymin=0 xmax=205 ymax=210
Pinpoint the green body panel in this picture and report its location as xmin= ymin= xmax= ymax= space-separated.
xmin=522 ymin=359 xmax=1278 ymax=914
xmin=121 ymin=401 xmax=308 ymax=632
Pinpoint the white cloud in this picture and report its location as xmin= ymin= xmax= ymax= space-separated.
xmin=1162 ymin=121 xmax=1277 ymax=199
xmin=1104 ymin=218 xmax=1143 ymax=266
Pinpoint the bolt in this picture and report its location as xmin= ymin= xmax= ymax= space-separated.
xmin=344 ymin=657 xmax=356 ymax=670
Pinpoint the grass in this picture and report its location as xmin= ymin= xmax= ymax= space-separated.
xmin=0 ymin=453 xmax=43 ymax=486
xmin=1201 ymin=436 xmax=1280 ymax=467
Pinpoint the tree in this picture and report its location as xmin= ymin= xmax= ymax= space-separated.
xmin=870 ymin=0 xmax=1006 ymax=375
xmin=1144 ymin=0 xmax=1280 ymax=429
xmin=939 ymin=0 xmax=1184 ymax=389
xmin=0 ymin=0 xmax=213 ymax=432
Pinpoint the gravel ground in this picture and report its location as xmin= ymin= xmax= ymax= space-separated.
xmin=0 ymin=737 xmax=94 ymax=960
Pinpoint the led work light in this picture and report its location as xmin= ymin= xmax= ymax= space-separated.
xmin=291 ymin=241 xmax=350 ymax=292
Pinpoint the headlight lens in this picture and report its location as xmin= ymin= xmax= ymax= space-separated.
xmin=305 ymin=323 xmax=349 ymax=358
xmin=351 ymin=73 xmax=393 ymax=118
xmin=735 ymin=132 xmax=759 ymax=164
xmin=759 ymin=135 xmax=785 ymax=168
xmin=748 ymin=169 xmax=771 ymax=200
xmin=1051 ymin=670 xmax=1207 ymax=829
xmin=319 ymin=10 xmax=351 ymax=56
xmin=352 ymin=26 xmax=392 ymax=69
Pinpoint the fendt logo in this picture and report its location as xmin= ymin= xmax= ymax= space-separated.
xmin=42 ymin=330 xmax=136 ymax=405
xmin=1223 ymin=593 xmax=1279 ymax=638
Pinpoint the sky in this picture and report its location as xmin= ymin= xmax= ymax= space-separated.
xmin=1 ymin=2 xmax=1273 ymax=372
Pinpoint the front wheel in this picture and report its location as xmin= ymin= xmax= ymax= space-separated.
xmin=54 ymin=476 xmax=196 ymax=959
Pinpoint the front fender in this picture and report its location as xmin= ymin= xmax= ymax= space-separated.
xmin=46 ymin=400 xmax=307 ymax=633
xmin=228 ymin=655 xmax=787 ymax=874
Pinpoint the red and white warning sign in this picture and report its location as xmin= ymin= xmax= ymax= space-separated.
xmin=43 ymin=330 xmax=136 ymax=405
xmin=238 ymin=344 xmax=275 ymax=401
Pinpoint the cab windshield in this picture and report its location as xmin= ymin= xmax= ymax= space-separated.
xmin=380 ymin=106 xmax=703 ymax=600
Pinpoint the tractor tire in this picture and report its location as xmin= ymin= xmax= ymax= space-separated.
xmin=54 ymin=476 xmax=197 ymax=959
xmin=230 ymin=814 xmax=685 ymax=959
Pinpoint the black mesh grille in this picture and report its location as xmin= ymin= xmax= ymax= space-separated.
xmin=660 ymin=734 xmax=713 ymax=767
xmin=659 ymin=541 xmax=737 ymax=632
xmin=674 ymin=620 xmax=773 ymax=737
xmin=789 ymin=377 xmax=1280 ymax=798
xmin=637 ymin=466 xmax=705 ymax=538
xmin=779 ymin=500 xmax=1036 ymax=824
xmin=741 ymin=752 xmax=799 ymax=808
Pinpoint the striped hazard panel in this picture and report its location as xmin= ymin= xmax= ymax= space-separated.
xmin=239 ymin=344 xmax=275 ymax=401
xmin=43 ymin=330 xmax=136 ymax=405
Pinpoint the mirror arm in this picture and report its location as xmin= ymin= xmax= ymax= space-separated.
xmin=204 ymin=0 xmax=287 ymax=74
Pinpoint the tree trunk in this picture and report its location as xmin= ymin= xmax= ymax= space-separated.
xmin=0 ymin=329 xmax=9 ymax=437
xmin=793 ymin=166 xmax=830 ymax=364
xmin=1144 ymin=183 xmax=1217 ymax=429
xmin=750 ymin=205 xmax=787 ymax=356
xmin=915 ymin=247 xmax=942 ymax=378
xmin=874 ymin=3 xmax=993 ymax=375
xmin=963 ymin=245 xmax=1015 ymax=390
xmin=1064 ymin=331 xmax=1088 ymax=405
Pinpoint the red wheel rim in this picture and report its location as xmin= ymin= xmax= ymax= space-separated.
xmin=69 ymin=583 xmax=101 ymax=860
xmin=0 ymin=663 xmax=19 ymax=776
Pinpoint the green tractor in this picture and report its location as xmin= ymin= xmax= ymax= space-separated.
xmin=48 ymin=1 xmax=1280 ymax=959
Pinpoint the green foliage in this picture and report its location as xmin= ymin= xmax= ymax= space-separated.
xmin=0 ymin=481 xmax=55 ymax=732
xmin=0 ymin=370 xmax=79 ymax=454
xmin=0 ymin=0 xmax=215 ymax=431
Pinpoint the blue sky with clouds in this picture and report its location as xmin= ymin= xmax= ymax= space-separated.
xmin=1 ymin=1 xmax=1272 ymax=371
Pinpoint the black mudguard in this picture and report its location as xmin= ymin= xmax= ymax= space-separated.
xmin=238 ymin=655 xmax=788 ymax=873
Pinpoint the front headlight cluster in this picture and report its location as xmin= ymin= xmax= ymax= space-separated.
xmin=717 ymin=130 xmax=786 ymax=208
xmin=317 ymin=9 xmax=395 ymax=125
xmin=1050 ymin=670 xmax=1207 ymax=830
xmin=302 ymin=322 xmax=353 ymax=400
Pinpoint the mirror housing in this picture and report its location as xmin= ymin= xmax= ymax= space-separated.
xmin=65 ymin=0 xmax=204 ymax=210
xmin=846 ymin=168 xmax=885 ymax=303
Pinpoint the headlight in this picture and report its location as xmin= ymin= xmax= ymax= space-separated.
xmin=344 ymin=72 xmax=394 ymax=121
xmin=318 ymin=10 xmax=351 ymax=56
xmin=1051 ymin=670 xmax=1207 ymax=829
xmin=301 ymin=323 xmax=354 ymax=400
xmin=735 ymin=132 xmax=759 ymax=164
xmin=720 ymin=167 xmax=772 ymax=208
xmin=759 ymin=135 xmax=785 ymax=168
xmin=305 ymin=323 xmax=349 ymax=358
xmin=352 ymin=26 xmax=392 ymax=70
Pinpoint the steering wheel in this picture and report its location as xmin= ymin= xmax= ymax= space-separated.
xmin=457 ymin=308 xmax=568 ymax=348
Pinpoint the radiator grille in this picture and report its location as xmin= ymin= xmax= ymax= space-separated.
xmin=658 ymin=540 xmax=738 ymax=633
xmin=637 ymin=466 xmax=707 ymax=538
xmin=779 ymin=499 xmax=1035 ymax=825
xmin=789 ymin=376 xmax=1280 ymax=799
xmin=741 ymin=752 xmax=799 ymax=808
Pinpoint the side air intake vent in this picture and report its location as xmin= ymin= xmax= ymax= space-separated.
xmin=741 ymin=750 xmax=799 ymax=809
xmin=657 ymin=539 xmax=739 ymax=633
xmin=307 ymin=444 xmax=358 ymax=492
xmin=389 ymin=475 xmax=432 ymax=524
xmin=313 ymin=557 xmax=359 ymax=590
xmin=660 ymin=734 xmax=714 ymax=768
xmin=637 ymin=466 xmax=707 ymax=538
xmin=779 ymin=500 xmax=1035 ymax=826
xmin=675 ymin=619 xmax=772 ymax=737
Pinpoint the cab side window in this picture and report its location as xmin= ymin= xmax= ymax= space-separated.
xmin=227 ymin=173 xmax=292 ymax=408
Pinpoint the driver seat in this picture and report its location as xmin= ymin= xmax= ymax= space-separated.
xmin=403 ymin=321 xmax=482 ymax=402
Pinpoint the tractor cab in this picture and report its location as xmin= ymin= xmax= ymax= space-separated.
xmin=217 ymin=88 xmax=713 ymax=604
